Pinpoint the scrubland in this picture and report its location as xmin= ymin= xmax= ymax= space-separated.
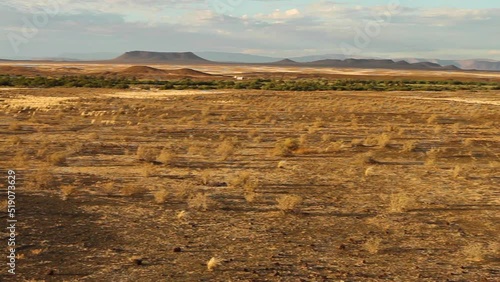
xmin=0 ymin=86 xmax=498 ymax=281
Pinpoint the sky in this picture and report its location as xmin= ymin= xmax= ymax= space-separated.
xmin=0 ymin=0 xmax=499 ymax=60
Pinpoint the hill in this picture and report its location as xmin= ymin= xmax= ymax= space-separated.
xmin=167 ymin=68 xmax=213 ymax=76
xmin=120 ymin=66 xmax=168 ymax=75
xmin=112 ymin=51 xmax=211 ymax=64
xmin=113 ymin=66 xmax=214 ymax=79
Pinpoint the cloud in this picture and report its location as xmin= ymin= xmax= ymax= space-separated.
xmin=0 ymin=1 xmax=499 ymax=60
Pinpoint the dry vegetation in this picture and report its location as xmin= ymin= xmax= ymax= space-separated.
xmin=0 ymin=84 xmax=499 ymax=281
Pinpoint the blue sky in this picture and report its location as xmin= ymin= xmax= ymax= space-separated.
xmin=0 ymin=0 xmax=498 ymax=60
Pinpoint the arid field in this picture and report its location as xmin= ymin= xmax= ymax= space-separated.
xmin=0 ymin=66 xmax=499 ymax=281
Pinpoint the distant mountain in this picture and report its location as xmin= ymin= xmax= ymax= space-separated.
xmin=272 ymin=59 xmax=299 ymax=65
xmin=290 ymin=54 xmax=378 ymax=62
xmin=195 ymin=52 xmax=280 ymax=63
xmin=302 ymin=58 xmax=459 ymax=70
xmin=112 ymin=51 xmax=210 ymax=63
xmin=403 ymin=58 xmax=500 ymax=71
xmin=291 ymin=54 xmax=347 ymax=62
xmin=457 ymin=60 xmax=500 ymax=71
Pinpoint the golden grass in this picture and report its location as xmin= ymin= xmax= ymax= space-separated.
xmin=276 ymin=195 xmax=303 ymax=213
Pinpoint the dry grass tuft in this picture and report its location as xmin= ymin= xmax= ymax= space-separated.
xmin=452 ymin=165 xmax=462 ymax=179
xmin=9 ymin=136 xmax=22 ymax=145
xmin=32 ymin=166 xmax=53 ymax=190
xmin=0 ymin=200 xmax=8 ymax=211
xmin=364 ymin=237 xmax=382 ymax=254
xmin=47 ymin=152 xmax=68 ymax=166
xmin=244 ymin=191 xmax=258 ymax=203
xmin=364 ymin=166 xmax=376 ymax=177
xmin=188 ymin=192 xmax=211 ymax=211
xmin=401 ymin=140 xmax=417 ymax=152
xmin=177 ymin=210 xmax=189 ymax=220
xmin=157 ymin=148 xmax=174 ymax=165
xmin=136 ymin=145 xmax=159 ymax=162
xmin=326 ymin=140 xmax=344 ymax=152
xmin=102 ymin=182 xmax=115 ymax=195
xmin=8 ymin=122 xmax=21 ymax=131
xmin=427 ymin=114 xmax=438 ymax=124
xmin=140 ymin=163 xmax=157 ymax=177
xmin=462 ymin=243 xmax=484 ymax=262
xmin=121 ymin=184 xmax=145 ymax=197
xmin=276 ymin=194 xmax=303 ymax=213
xmin=388 ymin=193 xmax=412 ymax=213
xmin=375 ymin=133 xmax=391 ymax=148
xmin=425 ymin=147 xmax=441 ymax=166
xmin=60 ymin=185 xmax=76 ymax=200
xmin=274 ymin=138 xmax=300 ymax=157
xmin=200 ymin=171 xmax=212 ymax=185
xmin=207 ymin=257 xmax=222 ymax=271
xmin=356 ymin=152 xmax=379 ymax=165
xmin=30 ymin=249 xmax=44 ymax=256
xmin=228 ymin=171 xmax=251 ymax=189
xmin=277 ymin=160 xmax=288 ymax=169
xmin=153 ymin=189 xmax=169 ymax=204
xmin=216 ymin=139 xmax=235 ymax=161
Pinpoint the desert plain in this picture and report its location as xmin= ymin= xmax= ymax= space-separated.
xmin=0 ymin=63 xmax=499 ymax=281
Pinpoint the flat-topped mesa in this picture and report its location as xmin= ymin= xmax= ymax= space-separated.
xmin=112 ymin=51 xmax=211 ymax=63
